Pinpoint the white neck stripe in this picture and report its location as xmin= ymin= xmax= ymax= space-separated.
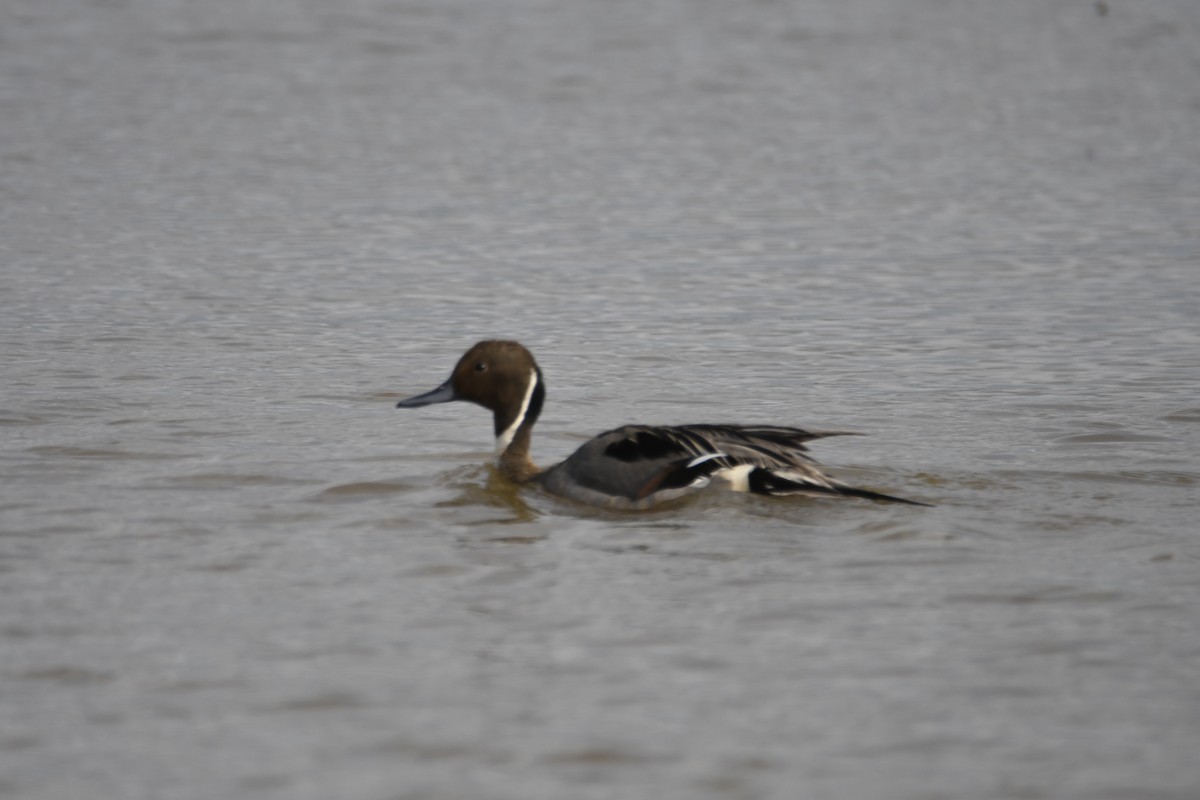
xmin=496 ymin=368 xmax=538 ymax=454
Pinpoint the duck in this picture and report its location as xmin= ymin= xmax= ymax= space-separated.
xmin=396 ymin=340 xmax=928 ymax=510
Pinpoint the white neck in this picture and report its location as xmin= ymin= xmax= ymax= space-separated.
xmin=495 ymin=369 xmax=538 ymax=454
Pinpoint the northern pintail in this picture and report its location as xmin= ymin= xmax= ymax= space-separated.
xmin=396 ymin=340 xmax=928 ymax=510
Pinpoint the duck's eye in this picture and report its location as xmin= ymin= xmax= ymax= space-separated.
xmin=474 ymin=362 xmax=487 ymax=373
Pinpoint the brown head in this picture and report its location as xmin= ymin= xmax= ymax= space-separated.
xmin=396 ymin=340 xmax=546 ymax=455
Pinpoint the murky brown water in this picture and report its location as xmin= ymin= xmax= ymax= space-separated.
xmin=3 ymin=0 xmax=1199 ymax=798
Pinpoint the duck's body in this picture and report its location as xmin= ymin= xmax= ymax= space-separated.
xmin=396 ymin=340 xmax=926 ymax=510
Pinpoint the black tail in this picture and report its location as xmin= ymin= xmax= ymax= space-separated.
xmin=829 ymin=485 xmax=933 ymax=507
xmin=749 ymin=468 xmax=932 ymax=506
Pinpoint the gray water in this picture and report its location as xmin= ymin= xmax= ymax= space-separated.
xmin=3 ymin=0 xmax=1200 ymax=798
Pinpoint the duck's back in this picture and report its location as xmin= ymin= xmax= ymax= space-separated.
xmin=536 ymin=423 xmax=846 ymax=510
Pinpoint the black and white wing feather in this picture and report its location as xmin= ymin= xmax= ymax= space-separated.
xmin=536 ymin=423 xmax=920 ymax=509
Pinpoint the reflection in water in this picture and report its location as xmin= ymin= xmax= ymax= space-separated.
xmin=437 ymin=464 xmax=542 ymax=525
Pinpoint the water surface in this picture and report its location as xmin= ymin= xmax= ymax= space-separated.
xmin=2 ymin=1 xmax=1199 ymax=798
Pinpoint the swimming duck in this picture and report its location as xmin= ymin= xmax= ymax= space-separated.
xmin=396 ymin=340 xmax=927 ymax=510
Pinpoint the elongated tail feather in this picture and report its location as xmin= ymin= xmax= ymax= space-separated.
xmin=826 ymin=485 xmax=933 ymax=506
xmin=747 ymin=468 xmax=931 ymax=506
